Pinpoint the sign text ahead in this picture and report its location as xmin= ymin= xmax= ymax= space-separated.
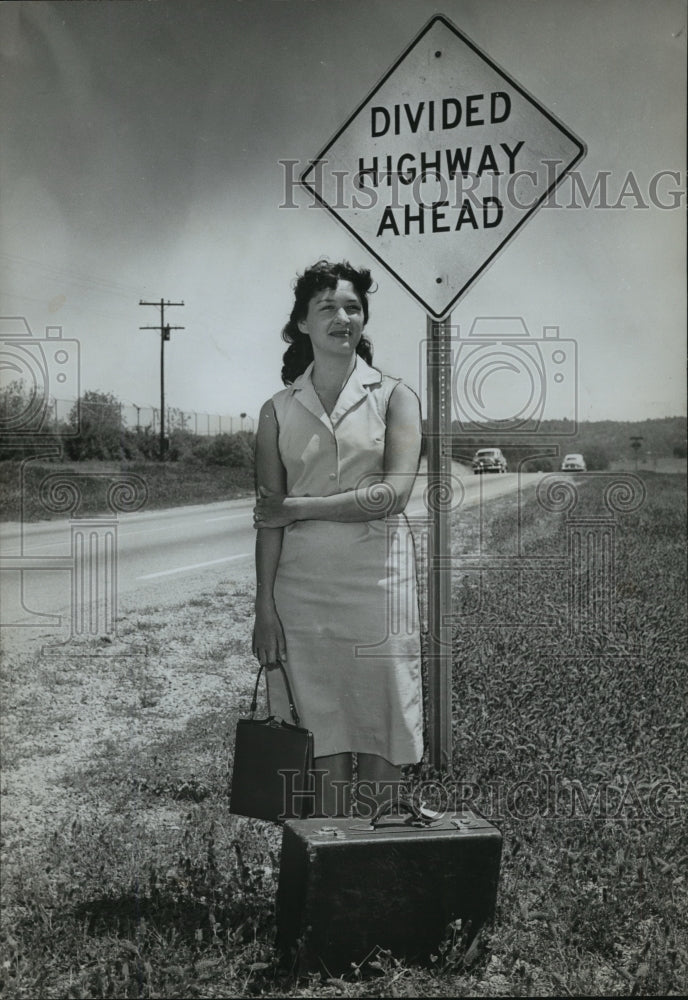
xmin=301 ymin=15 xmax=586 ymax=318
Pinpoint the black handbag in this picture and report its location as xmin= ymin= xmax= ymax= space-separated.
xmin=229 ymin=662 xmax=314 ymax=822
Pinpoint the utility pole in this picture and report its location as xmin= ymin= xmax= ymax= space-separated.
xmin=139 ymin=299 xmax=184 ymax=460
xmin=630 ymin=435 xmax=644 ymax=473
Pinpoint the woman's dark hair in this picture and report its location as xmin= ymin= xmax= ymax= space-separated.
xmin=281 ymin=259 xmax=375 ymax=385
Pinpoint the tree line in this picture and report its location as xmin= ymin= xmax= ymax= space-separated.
xmin=0 ymin=383 xmax=255 ymax=466
xmin=424 ymin=416 xmax=687 ymax=471
xmin=2 ymin=381 xmax=685 ymax=469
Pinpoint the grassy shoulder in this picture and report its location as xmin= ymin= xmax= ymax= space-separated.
xmin=0 ymin=460 xmax=255 ymax=522
xmin=1 ymin=473 xmax=686 ymax=998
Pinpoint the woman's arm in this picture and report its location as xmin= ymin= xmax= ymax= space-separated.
xmin=252 ymin=399 xmax=288 ymax=665
xmin=254 ymin=383 xmax=422 ymax=526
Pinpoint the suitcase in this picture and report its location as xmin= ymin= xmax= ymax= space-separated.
xmin=275 ymin=798 xmax=502 ymax=975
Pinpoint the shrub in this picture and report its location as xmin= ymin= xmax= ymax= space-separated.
xmin=63 ymin=390 xmax=125 ymax=460
xmin=126 ymin=426 xmax=162 ymax=461
xmin=0 ymin=379 xmax=63 ymax=459
xmin=166 ymin=428 xmax=204 ymax=463
xmin=205 ymin=432 xmax=255 ymax=468
xmin=584 ymin=444 xmax=610 ymax=471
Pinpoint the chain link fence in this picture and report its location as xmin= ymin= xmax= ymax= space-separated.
xmin=50 ymin=398 xmax=256 ymax=436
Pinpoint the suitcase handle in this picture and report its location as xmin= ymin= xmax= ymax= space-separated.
xmin=369 ymin=796 xmax=435 ymax=828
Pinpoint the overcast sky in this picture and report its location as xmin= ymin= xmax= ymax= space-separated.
xmin=1 ymin=0 xmax=686 ymax=426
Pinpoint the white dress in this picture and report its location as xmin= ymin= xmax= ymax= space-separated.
xmin=267 ymin=355 xmax=423 ymax=765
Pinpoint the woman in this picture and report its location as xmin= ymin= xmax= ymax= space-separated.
xmin=252 ymin=259 xmax=423 ymax=818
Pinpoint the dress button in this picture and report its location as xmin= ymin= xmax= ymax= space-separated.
xmin=329 ymin=473 xmax=337 ymax=480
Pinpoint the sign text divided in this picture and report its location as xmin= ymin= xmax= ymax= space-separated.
xmin=301 ymin=15 xmax=586 ymax=318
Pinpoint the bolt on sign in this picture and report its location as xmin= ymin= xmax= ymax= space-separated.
xmin=301 ymin=14 xmax=586 ymax=318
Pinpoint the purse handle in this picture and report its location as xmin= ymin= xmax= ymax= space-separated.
xmin=250 ymin=662 xmax=301 ymax=726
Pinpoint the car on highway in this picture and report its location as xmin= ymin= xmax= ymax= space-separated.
xmin=560 ymin=453 xmax=587 ymax=471
xmin=472 ymin=448 xmax=508 ymax=474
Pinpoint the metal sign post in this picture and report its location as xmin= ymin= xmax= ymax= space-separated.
xmin=426 ymin=315 xmax=454 ymax=769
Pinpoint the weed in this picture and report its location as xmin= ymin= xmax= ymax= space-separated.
xmin=188 ymin=596 xmax=214 ymax=609
xmin=2 ymin=473 xmax=686 ymax=997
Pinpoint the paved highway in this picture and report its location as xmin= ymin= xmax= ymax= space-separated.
xmin=0 ymin=465 xmax=535 ymax=654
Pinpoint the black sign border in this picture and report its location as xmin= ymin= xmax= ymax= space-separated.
xmin=300 ymin=13 xmax=587 ymax=319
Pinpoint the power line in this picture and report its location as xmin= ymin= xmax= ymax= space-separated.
xmin=0 ymin=252 xmax=147 ymax=299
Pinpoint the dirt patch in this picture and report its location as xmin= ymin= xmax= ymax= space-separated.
xmin=1 ymin=569 xmax=258 ymax=863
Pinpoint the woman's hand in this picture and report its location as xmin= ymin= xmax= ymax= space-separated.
xmin=253 ymin=486 xmax=297 ymax=529
xmin=252 ymin=601 xmax=288 ymax=666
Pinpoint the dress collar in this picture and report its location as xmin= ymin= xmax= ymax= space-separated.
xmin=288 ymin=355 xmax=382 ymax=428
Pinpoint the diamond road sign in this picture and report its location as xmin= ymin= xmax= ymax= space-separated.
xmin=301 ymin=14 xmax=586 ymax=318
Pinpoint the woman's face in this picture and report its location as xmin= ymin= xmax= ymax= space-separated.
xmin=297 ymin=279 xmax=365 ymax=359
